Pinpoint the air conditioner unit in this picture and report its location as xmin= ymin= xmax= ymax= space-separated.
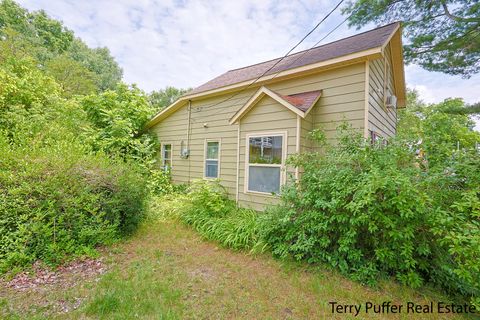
xmin=386 ymin=95 xmax=397 ymax=109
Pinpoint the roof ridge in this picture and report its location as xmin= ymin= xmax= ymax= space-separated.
xmin=226 ymin=22 xmax=400 ymax=73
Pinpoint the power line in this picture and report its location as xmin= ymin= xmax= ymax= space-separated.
xmin=204 ymin=0 xmax=345 ymax=109
xmin=269 ymin=12 xmax=353 ymax=82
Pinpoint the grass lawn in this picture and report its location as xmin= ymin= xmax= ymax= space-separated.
xmin=0 ymin=208 xmax=476 ymax=319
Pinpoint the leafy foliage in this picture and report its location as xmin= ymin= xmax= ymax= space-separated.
xmin=147 ymin=169 xmax=187 ymax=196
xmin=343 ymin=0 xmax=480 ymax=77
xmin=0 ymin=0 xmax=122 ymax=92
xmin=67 ymin=38 xmax=123 ymax=92
xmin=80 ymin=83 xmax=158 ymax=165
xmin=0 ymin=1 xmax=152 ymax=273
xmin=45 ymin=54 xmax=97 ymax=97
xmin=0 ymin=137 xmax=147 ymax=271
xmin=0 ymin=0 xmax=73 ymax=58
xmin=260 ymin=121 xmax=480 ymax=306
xmin=260 ymin=127 xmax=431 ymax=287
xmin=398 ymin=90 xmax=480 ymax=167
xmin=148 ymin=86 xmax=189 ymax=111
xmin=160 ymin=180 xmax=261 ymax=251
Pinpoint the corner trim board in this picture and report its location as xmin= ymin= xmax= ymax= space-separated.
xmin=364 ymin=60 xmax=370 ymax=139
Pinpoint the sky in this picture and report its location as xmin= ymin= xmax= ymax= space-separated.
xmin=17 ymin=0 xmax=480 ymax=128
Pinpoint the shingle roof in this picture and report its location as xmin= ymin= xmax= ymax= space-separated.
xmin=277 ymin=90 xmax=322 ymax=113
xmin=189 ymin=22 xmax=399 ymax=95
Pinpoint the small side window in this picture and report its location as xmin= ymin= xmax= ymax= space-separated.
xmin=162 ymin=144 xmax=172 ymax=170
xmin=204 ymin=141 xmax=220 ymax=178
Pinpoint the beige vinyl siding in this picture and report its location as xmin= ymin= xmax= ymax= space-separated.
xmin=311 ymin=63 xmax=366 ymax=146
xmin=151 ymin=62 xmax=368 ymax=210
xmin=300 ymin=111 xmax=314 ymax=152
xmin=368 ymin=45 xmax=397 ymax=138
xmin=153 ymin=93 xmax=247 ymax=195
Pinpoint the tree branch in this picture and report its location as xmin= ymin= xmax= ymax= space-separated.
xmin=441 ymin=1 xmax=480 ymax=23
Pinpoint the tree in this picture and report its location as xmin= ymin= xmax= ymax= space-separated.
xmin=45 ymin=55 xmax=96 ymax=97
xmin=67 ymin=39 xmax=123 ymax=91
xmin=0 ymin=0 xmax=122 ymax=92
xmin=0 ymin=0 xmax=73 ymax=59
xmin=443 ymin=101 xmax=480 ymax=115
xmin=149 ymin=86 xmax=190 ymax=111
xmin=397 ymin=90 xmax=480 ymax=167
xmin=343 ymin=0 xmax=480 ymax=77
xmin=80 ymin=83 xmax=158 ymax=164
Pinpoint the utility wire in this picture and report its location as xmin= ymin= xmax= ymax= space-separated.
xmin=268 ymin=12 xmax=353 ymax=82
xmin=203 ymin=0 xmax=346 ymax=109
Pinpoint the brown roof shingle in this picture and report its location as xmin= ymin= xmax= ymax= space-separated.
xmin=277 ymin=90 xmax=322 ymax=112
xmin=189 ymin=22 xmax=399 ymax=95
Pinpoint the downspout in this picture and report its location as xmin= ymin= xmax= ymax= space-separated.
xmin=236 ymin=120 xmax=241 ymax=203
xmin=187 ymin=100 xmax=192 ymax=182
xmin=295 ymin=115 xmax=301 ymax=180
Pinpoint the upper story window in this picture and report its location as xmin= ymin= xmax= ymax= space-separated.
xmin=246 ymin=133 xmax=285 ymax=194
xmin=204 ymin=140 xmax=220 ymax=178
xmin=161 ymin=143 xmax=172 ymax=170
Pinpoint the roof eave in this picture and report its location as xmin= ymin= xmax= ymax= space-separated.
xmin=229 ymin=86 xmax=306 ymax=125
xmin=383 ymin=24 xmax=407 ymax=108
xmin=144 ymin=47 xmax=383 ymax=129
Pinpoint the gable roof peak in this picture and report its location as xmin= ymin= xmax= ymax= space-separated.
xmin=229 ymin=86 xmax=322 ymax=124
xmin=190 ymin=22 xmax=400 ymax=96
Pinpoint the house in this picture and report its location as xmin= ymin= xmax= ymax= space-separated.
xmin=145 ymin=22 xmax=406 ymax=210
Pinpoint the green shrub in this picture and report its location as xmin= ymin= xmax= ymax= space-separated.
xmin=260 ymin=128 xmax=431 ymax=286
xmin=426 ymin=150 xmax=480 ymax=306
xmin=147 ymin=169 xmax=186 ymax=196
xmin=0 ymin=135 xmax=148 ymax=271
xmin=164 ymin=180 xmax=261 ymax=250
xmin=260 ymin=126 xmax=479 ymax=305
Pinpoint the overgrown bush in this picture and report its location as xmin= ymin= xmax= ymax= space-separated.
xmin=162 ymin=180 xmax=261 ymax=250
xmin=0 ymin=32 xmax=152 ymax=273
xmin=0 ymin=135 xmax=148 ymax=271
xmin=147 ymin=169 xmax=186 ymax=196
xmin=426 ymin=150 xmax=480 ymax=306
xmin=260 ymin=126 xmax=480 ymax=306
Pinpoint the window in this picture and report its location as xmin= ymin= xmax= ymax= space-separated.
xmin=246 ymin=134 xmax=284 ymax=194
xmin=204 ymin=140 xmax=220 ymax=178
xmin=161 ymin=144 xmax=172 ymax=170
xmin=370 ymin=130 xmax=388 ymax=147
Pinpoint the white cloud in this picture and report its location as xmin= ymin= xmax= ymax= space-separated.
xmin=16 ymin=0 xmax=480 ymax=130
xmin=406 ymin=65 xmax=480 ymax=105
xmin=19 ymin=0 xmax=323 ymax=91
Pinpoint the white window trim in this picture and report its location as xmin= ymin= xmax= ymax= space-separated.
xmin=203 ymin=138 xmax=221 ymax=179
xmin=244 ymin=131 xmax=287 ymax=196
xmin=161 ymin=142 xmax=173 ymax=170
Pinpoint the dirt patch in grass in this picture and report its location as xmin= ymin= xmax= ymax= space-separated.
xmin=2 ymin=258 xmax=107 ymax=291
xmin=0 ymin=258 xmax=108 ymax=318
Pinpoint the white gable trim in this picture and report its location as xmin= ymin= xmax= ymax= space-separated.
xmin=229 ymin=86 xmax=305 ymax=125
